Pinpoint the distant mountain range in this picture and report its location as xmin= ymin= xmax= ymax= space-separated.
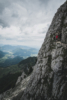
xmin=0 ymin=45 xmax=39 ymax=52
xmin=13 ymin=48 xmax=38 ymax=57
xmin=0 ymin=45 xmax=38 ymax=67
xmin=0 ymin=45 xmax=39 ymax=57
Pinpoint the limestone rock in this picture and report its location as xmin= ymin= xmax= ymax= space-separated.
xmin=20 ymin=1 xmax=67 ymax=100
xmin=16 ymin=71 xmax=27 ymax=85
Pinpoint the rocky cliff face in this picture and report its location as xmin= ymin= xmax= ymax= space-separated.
xmin=0 ymin=1 xmax=67 ymax=100
xmin=20 ymin=1 xmax=67 ymax=100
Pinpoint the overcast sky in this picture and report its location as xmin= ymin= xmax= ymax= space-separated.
xmin=0 ymin=0 xmax=66 ymax=48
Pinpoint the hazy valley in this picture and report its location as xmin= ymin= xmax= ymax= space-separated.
xmin=0 ymin=45 xmax=38 ymax=94
xmin=0 ymin=45 xmax=38 ymax=67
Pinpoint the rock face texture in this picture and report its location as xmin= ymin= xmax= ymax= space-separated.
xmin=20 ymin=1 xmax=67 ymax=100
xmin=16 ymin=71 xmax=27 ymax=85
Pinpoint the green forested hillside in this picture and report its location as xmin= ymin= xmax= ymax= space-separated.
xmin=0 ymin=57 xmax=37 ymax=94
xmin=0 ymin=56 xmax=23 ymax=67
xmin=19 ymin=57 xmax=37 ymax=75
xmin=0 ymin=72 xmax=22 ymax=94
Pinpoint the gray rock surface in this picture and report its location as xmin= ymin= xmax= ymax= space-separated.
xmin=20 ymin=1 xmax=67 ymax=100
xmin=16 ymin=71 xmax=27 ymax=85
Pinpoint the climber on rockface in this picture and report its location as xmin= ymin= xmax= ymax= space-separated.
xmin=55 ymin=32 xmax=61 ymax=41
xmin=56 ymin=35 xmax=58 ymax=39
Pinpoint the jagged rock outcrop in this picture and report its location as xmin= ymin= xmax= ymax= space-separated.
xmin=16 ymin=71 xmax=27 ymax=85
xmin=20 ymin=1 xmax=67 ymax=100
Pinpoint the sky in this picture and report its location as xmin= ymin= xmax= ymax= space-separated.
xmin=0 ymin=0 xmax=66 ymax=48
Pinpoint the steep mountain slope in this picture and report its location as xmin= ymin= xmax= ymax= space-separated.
xmin=18 ymin=57 xmax=37 ymax=75
xmin=0 ymin=57 xmax=37 ymax=94
xmin=20 ymin=1 xmax=67 ymax=100
xmin=0 ymin=1 xmax=67 ymax=100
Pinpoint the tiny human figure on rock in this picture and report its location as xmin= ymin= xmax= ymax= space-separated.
xmin=56 ymin=35 xmax=58 ymax=39
xmin=55 ymin=32 xmax=61 ymax=41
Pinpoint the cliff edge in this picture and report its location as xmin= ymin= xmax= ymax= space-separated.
xmin=21 ymin=1 xmax=67 ymax=100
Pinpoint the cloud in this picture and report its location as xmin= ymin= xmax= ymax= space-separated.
xmin=0 ymin=0 xmax=66 ymax=48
